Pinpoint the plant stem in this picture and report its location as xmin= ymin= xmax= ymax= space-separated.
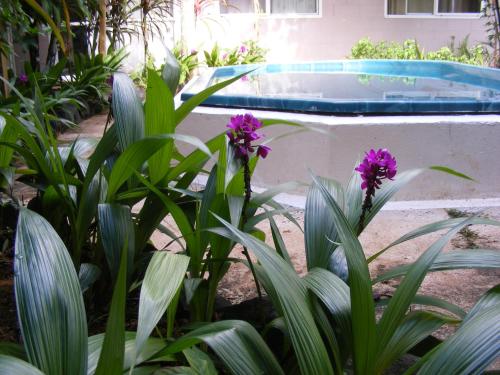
xmin=241 ymin=157 xmax=262 ymax=299
xmin=357 ymin=190 xmax=373 ymax=235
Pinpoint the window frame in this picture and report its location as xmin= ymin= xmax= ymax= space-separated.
xmin=219 ymin=0 xmax=322 ymax=19
xmin=385 ymin=0 xmax=483 ymax=19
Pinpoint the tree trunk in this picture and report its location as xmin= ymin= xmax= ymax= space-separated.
xmin=98 ymin=0 xmax=107 ymax=56
xmin=61 ymin=0 xmax=74 ymax=61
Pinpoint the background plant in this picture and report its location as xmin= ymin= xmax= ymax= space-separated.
xmin=350 ymin=37 xmax=486 ymax=66
xmin=204 ymin=40 xmax=267 ymax=67
xmin=483 ymin=0 xmax=500 ymax=67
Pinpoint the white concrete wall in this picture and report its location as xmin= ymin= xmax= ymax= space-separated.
xmin=174 ymin=0 xmax=487 ymax=63
xmin=176 ymin=106 xmax=500 ymax=201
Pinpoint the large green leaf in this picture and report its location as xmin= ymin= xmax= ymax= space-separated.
xmin=98 ymin=204 xmax=135 ymax=280
xmin=377 ymin=294 xmax=466 ymax=319
xmin=79 ymin=263 xmax=101 ymax=293
xmin=106 ymin=135 xmax=210 ymax=200
xmin=462 ymin=284 xmax=500 ymax=324
xmin=15 ymin=208 xmax=87 ymax=375
xmin=312 ymin=175 xmax=376 ymax=374
xmin=304 ymin=268 xmax=352 ymax=349
xmin=376 ymin=217 xmax=475 ymax=356
xmin=88 ymin=332 xmax=170 ymax=375
xmin=368 ymin=217 xmax=500 ymax=263
xmin=94 ymin=242 xmax=128 ymax=375
xmin=135 ymin=252 xmax=189 ymax=359
xmin=164 ymin=320 xmax=284 ymax=375
xmin=374 ymin=249 xmax=500 ymax=283
xmin=162 ymin=48 xmax=181 ymax=95
xmin=112 ymin=72 xmax=144 ymax=151
xmin=183 ymin=346 xmax=217 ymax=375
xmin=0 ymin=355 xmax=44 ymax=375
xmin=213 ymin=216 xmax=334 ymax=375
xmin=0 ymin=115 xmax=16 ymax=168
xmin=418 ymin=304 xmax=500 ymax=374
xmin=375 ymin=311 xmax=457 ymax=373
xmin=305 ymin=176 xmax=343 ymax=270
xmin=145 ymin=70 xmax=175 ymax=185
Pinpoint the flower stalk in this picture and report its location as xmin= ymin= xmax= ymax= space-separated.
xmin=356 ymin=148 xmax=397 ymax=234
xmin=226 ymin=113 xmax=271 ymax=299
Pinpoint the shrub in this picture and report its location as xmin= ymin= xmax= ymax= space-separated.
xmin=350 ymin=37 xmax=486 ymax=65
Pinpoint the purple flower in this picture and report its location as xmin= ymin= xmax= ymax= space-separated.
xmin=239 ymin=45 xmax=248 ymax=54
xmin=226 ymin=113 xmax=270 ymax=159
xmin=18 ymin=74 xmax=29 ymax=84
xmin=355 ymin=148 xmax=397 ymax=195
xmin=257 ymin=145 xmax=271 ymax=159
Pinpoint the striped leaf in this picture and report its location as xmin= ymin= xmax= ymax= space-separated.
xmin=213 ymin=215 xmax=334 ymax=375
xmin=376 ymin=217 xmax=475 ymax=356
xmin=418 ymin=304 xmax=500 ymax=374
xmin=0 ymin=355 xmax=44 ymax=375
xmin=164 ymin=320 xmax=283 ymax=375
xmin=145 ymin=70 xmax=175 ymax=185
xmin=312 ymin=175 xmax=376 ymax=374
xmin=135 ymin=252 xmax=189 ymax=359
xmin=94 ymin=243 xmax=128 ymax=375
xmin=374 ymin=249 xmax=500 ymax=283
xmin=15 ymin=208 xmax=87 ymax=375
xmin=98 ymin=204 xmax=135 ymax=280
xmin=112 ymin=73 xmax=144 ymax=151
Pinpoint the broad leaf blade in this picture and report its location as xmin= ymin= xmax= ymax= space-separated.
xmin=0 ymin=355 xmax=44 ymax=375
xmin=305 ymin=176 xmax=343 ymax=270
xmin=418 ymin=305 xmax=500 ymax=374
xmin=94 ymin=242 xmax=128 ymax=375
xmin=162 ymin=48 xmax=181 ymax=95
xmin=98 ymin=204 xmax=135 ymax=280
xmin=106 ymin=134 xmax=210 ymax=200
xmin=375 ymin=311 xmax=456 ymax=373
xmin=376 ymin=218 xmax=475 ymax=355
xmin=15 ymin=209 xmax=87 ymax=375
xmin=145 ymin=70 xmax=175 ymax=184
xmin=112 ymin=72 xmax=144 ymax=151
xmin=135 ymin=252 xmax=189 ymax=358
xmin=312 ymin=175 xmax=376 ymax=374
xmin=213 ymin=216 xmax=334 ymax=375
xmin=374 ymin=249 xmax=500 ymax=283
xmin=165 ymin=320 xmax=283 ymax=375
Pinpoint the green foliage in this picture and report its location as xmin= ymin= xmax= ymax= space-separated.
xmin=172 ymin=43 xmax=200 ymax=88
xmin=482 ymin=0 xmax=500 ymax=67
xmin=350 ymin=37 xmax=486 ymax=66
xmin=1 ymin=49 xmax=125 ymax=128
xmin=3 ymin=42 xmax=500 ymax=374
xmin=204 ymin=40 xmax=267 ymax=67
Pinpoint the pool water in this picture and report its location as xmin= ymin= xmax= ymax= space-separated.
xmin=180 ymin=60 xmax=500 ymax=114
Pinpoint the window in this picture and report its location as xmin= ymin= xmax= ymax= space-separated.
xmin=386 ymin=0 xmax=481 ymax=16
xmin=220 ymin=0 xmax=319 ymax=15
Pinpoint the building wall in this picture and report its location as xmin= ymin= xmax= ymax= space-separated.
xmin=190 ymin=0 xmax=488 ymax=63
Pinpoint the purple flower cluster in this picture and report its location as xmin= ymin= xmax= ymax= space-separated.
xmin=226 ymin=113 xmax=271 ymax=159
xmin=355 ymin=148 xmax=397 ymax=194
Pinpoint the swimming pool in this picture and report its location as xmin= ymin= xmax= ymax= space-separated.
xmin=181 ymin=60 xmax=500 ymax=114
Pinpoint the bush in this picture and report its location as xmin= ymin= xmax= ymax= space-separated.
xmin=350 ymin=37 xmax=485 ymax=65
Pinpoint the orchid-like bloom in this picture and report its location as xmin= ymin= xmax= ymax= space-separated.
xmin=239 ymin=45 xmax=248 ymax=54
xmin=18 ymin=74 xmax=29 ymax=84
xmin=355 ymin=148 xmax=397 ymax=195
xmin=226 ymin=113 xmax=270 ymax=159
